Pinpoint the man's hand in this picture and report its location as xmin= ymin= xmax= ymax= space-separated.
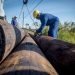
xmin=34 ymin=31 xmax=42 ymax=37
xmin=34 ymin=31 xmax=38 ymax=37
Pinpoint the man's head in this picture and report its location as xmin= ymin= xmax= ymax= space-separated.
xmin=13 ymin=16 xmax=17 ymax=19
xmin=33 ymin=10 xmax=40 ymax=19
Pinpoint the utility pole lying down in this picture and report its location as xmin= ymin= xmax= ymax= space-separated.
xmin=0 ymin=20 xmax=58 ymax=75
xmin=0 ymin=19 xmax=26 ymax=63
xmin=31 ymin=35 xmax=75 ymax=75
xmin=0 ymin=35 xmax=58 ymax=75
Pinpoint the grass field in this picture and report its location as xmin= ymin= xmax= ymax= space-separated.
xmin=58 ymin=30 xmax=75 ymax=44
xmin=42 ymin=24 xmax=75 ymax=44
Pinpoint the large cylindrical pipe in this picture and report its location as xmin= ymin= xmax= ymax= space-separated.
xmin=0 ymin=35 xmax=58 ymax=75
xmin=32 ymin=35 xmax=75 ymax=75
xmin=0 ymin=20 xmax=26 ymax=63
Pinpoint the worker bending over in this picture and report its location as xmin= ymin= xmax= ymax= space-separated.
xmin=33 ymin=10 xmax=59 ymax=38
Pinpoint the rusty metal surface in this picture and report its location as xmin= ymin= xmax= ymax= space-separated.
xmin=0 ymin=20 xmax=26 ymax=63
xmin=32 ymin=35 xmax=75 ymax=75
xmin=0 ymin=35 xmax=58 ymax=75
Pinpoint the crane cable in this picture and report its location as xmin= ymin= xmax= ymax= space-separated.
xmin=18 ymin=0 xmax=28 ymax=19
xmin=18 ymin=4 xmax=24 ymax=19
xmin=32 ymin=0 xmax=43 ymax=11
xmin=24 ymin=0 xmax=44 ymax=29
xmin=26 ymin=4 xmax=35 ymax=24
xmin=18 ymin=0 xmax=43 ymax=28
xmin=24 ymin=0 xmax=44 ymax=18
xmin=18 ymin=0 xmax=43 ymax=20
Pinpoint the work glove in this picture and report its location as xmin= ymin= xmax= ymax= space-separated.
xmin=34 ymin=31 xmax=42 ymax=37
xmin=34 ymin=31 xmax=38 ymax=37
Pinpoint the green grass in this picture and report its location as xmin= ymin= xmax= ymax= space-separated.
xmin=58 ymin=30 xmax=75 ymax=44
xmin=24 ymin=22 xmax=75 ymax=44
xmin=42 ymin=26 xmax=75 ymax=44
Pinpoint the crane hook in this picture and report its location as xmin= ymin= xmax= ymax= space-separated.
xmin=23 ymin=0 xmax=28 ymax=5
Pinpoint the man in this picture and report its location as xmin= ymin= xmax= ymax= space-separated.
xmin=11 ymin=16 xmax=18 ymax=26
xmin=33 ymin=10 xmax=59 ymax=38
xmin=0 ymin=0 xmax=5 ymax=20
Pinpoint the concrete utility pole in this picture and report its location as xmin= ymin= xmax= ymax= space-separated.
xmin=22 ymin=0 xmax=28 ymax=28
xmin=22 ymin=11 xmax=24 ymax=28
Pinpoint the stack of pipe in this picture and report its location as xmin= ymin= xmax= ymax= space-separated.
xmin=0 ymin=20 xmax=58 ymax=75
xmin=0 ymin=20 xmax=26 ymax=63
xmin=0 ymin=35 xmax=58 ymax=75
xmin=32 ymin=35 xmax=75 ymax=75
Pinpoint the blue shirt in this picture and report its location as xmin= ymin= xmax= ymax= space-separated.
xmin=36 ymin=13 xmax=59 ymax=33
xmin=11 ymin=18 xmax=18 ymax=26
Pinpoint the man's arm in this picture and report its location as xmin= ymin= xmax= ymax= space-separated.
xmin=36 ymin=16 xmax=47 ymax=33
